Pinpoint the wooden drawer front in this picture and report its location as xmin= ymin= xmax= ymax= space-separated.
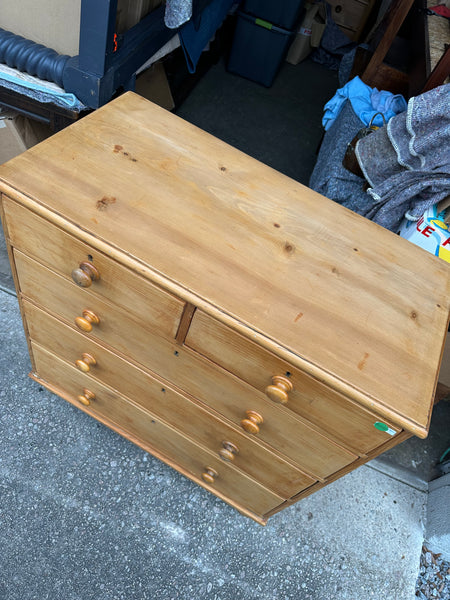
xmin=14 ymin=250 xmax=182 ymax=365
xmin=17 ymin=266 xmax=354 ymax=481
xmin=31 ymin=343 xmax=284 ymax=517
xmin=16 ymin=253 xmax=356 ymax=478
xmin=3 ymin=197 xmax=184 ymax=339
xmin=326 ymin=0 xmax=369 ymax=38
xmin=23 ymin=301 xmax=315 ymax=498
xmin=185 ymin=310 xmax=401 ymax=455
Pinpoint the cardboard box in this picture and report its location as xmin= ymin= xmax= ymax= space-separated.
xmin=0 ymin=115 xmax=52 ymax=165
xmin=0 ymin=0 xmax=163 ymax=55
xmin=286 ymin=2 xmax=327 ymax=65
xmin=135 ymin=61 xmax=175 ymax=111
xmin=0 ymin=2 xmax=81 ymax=55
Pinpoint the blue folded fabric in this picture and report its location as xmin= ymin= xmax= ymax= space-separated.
xmin=179 ymin=0 xmax=234 ymax=73
xmin=322 ymin=76 xmax=407 ymax=131
xmin=0 ymin=69 xmax=85 ymax=110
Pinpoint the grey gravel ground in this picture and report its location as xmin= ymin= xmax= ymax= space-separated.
xmin=416 ymin=547 xmax=450 ymax=599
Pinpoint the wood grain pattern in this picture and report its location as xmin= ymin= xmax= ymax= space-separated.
xmin=2 ymin=195 xmax=185 ymax=337
xmin=1 ymin=93 xmax=447 ymax=438
xmin=175 ymin=302 xmax=196 ymax=345
xmin=23 ymin=300 xmax=316 ymax=498
xmin=1 ymin=93 xmax=449 ymax=522
xmin=0 ymin=194 xmax=36 ymax=371
xmin=186 ymin=310 xmax=401 ymax=455
xmin=22 ymin=286 xmax=356 ymax=479
xmin=13 ymin=250 xmax=181 ymax=358
xmin=31 ymin=343 xmax=284 ymax=518
xmin=363 ymin=0 xmax=415 ymax=84
xmin=326 ymin=0 xmax=373 ymax=40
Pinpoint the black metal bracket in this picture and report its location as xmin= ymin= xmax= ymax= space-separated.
xmin=63 ymin=0 xmax=178 ymax=108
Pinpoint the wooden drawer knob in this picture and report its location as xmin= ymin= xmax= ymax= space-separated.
xmin=75 ymin=353 xmax=97 ymax=373
xmin=77 ymin=388 xmax=95 ymax=406
xmin=265 ymin=375 xmax=293 ymax=404
xmin=71 ymin=261 xmax=100 ymax=288
xmin=240 ymin=410 xmax=264 ymax=434
xmin=218 ymin=441 xmax=239 ymax=462
xmin=75 ymin=309 xmax=100 ymax=333
xmin=201 ymin=467 xmax=218 ymax=484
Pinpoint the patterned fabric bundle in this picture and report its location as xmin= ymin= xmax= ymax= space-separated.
xmin=355 ymin=84 xmax=450 ymax=231
xmin=165 ymin=0 xmax=193 ymax=28
xmin=309 ymin=100 xmax=374 ymax=214
xmin=310 ymin=84 xmax=450 ymax=233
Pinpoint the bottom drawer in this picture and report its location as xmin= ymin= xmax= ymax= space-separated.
xmin=23 ymin=300 xmax=316 ymax=498
xmin=31 ymin=343 xmax=284 ymax=520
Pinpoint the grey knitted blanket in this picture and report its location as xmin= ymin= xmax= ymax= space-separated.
xmin=309 ymin=100 xmax=374 ymax=214
xmin=355 ymin=84 xmax=450 ymax=231
xmin=165 ymin=0 xmax=192 ymax=28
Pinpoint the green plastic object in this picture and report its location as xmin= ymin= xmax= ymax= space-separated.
xmin=374 ymin=422 xmax=389 ymax=432
xmin=255 ymin=18 xmax=273 ymax=30
xmin=243 ymin=0 xmax=305 ymax=30
xmin=440 ymin=447 xmax=450 ymax=463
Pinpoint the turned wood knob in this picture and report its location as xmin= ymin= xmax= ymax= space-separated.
xmin=75 ymin=309 xmax=100 ymax=332
xmin=201 ymin=467 xmax=218 ymax=484
xmin=77 ymin=388 xmax=95 ymax=406
xmin=71 ymin=261 xmax=100 ymax=288
xmin=75 ymin=353 xmax=97 ymax=373
xmin=218 ymin=441 xmax=239 ymax=462
xmin=240 ymin=410 xmax=264 ymax=434
xmin=265 ymin=375 xmax=293 ymax=404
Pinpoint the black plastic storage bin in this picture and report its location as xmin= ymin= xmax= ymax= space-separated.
xmin=227 ymin=13 xmax=294 ymax=87
xmin=242 ymin=0 xmax=304 ymax=30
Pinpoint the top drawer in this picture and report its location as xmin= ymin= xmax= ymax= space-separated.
xmin=185 ymin=310 xmax=401 ymax=455
xmin=2 ymin=196 xmax=185 ymax=339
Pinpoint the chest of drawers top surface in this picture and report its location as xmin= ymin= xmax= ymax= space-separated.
xmin=0 ymin=92 xmax=448 ymax=438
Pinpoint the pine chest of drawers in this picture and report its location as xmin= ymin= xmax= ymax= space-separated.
xmin=1 ymin=93 xmax=449 ymax=524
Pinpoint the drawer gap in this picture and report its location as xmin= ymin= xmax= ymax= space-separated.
xmin=175 ymin=302 xmax=196 ymax=344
